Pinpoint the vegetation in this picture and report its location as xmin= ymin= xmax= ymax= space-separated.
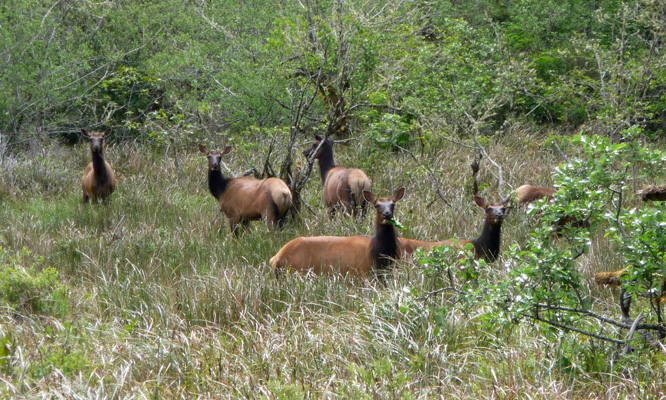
xmin=1 ymin=0 xmax=666 ymax=397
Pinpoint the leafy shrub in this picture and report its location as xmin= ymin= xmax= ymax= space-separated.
xmin=97 ymin=66 xmax=165 ymax=139
xmin=28 ymin=347 xmax=91 ymax=379
xmin=533 ymin=54 xmax=568 ymax=83
xmin=0 ymin=247 xmax=68 ymax=316
xmin=365 ymin=112 xmax=415 ymax=151
xmin=491 ymin=131 xmax=666 ymax=349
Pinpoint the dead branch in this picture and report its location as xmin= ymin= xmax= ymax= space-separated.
xmin=531 ymin=314 xmax=625 ymax=345
xmin=623 ymin=311 xmax=644 ymax=356
xmin=536 ymin=303 xmax=666 ymax=335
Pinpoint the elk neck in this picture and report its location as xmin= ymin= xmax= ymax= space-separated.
xmin=473 ymin=219 xmax=502 ymax=261
xmin=91 ymin=148 xmax=111 ymax=183
xmin=208 ymin=168 xmax=230 ymax=200
xmin=371 ymin=220 xmax=399 ymax=270
xmin=317 ymin=144 xmax=336 ymax=184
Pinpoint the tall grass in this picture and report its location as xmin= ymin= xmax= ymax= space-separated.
xmin=0 ymin=134 xmax=661 ymax=398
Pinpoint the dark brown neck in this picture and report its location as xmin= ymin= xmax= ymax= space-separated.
xmin=317 ymin=145 xmax=336 ymax=183
xmin=208 ymin=169 xmax=230 ymax=200
xmin=371 ymin=221 xmax=398 ymax=270
xmin=92 ymin=150 xmax=111 ymax=183
xmin=472 ymin=220 xmax=502 ymax=262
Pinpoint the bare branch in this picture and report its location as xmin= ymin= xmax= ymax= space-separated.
xmin=395 ymin=144 xmax=452 ymax=207
xmin=530 ymin=315 xmax=626 ymax=344
xmin=623 ymin=311 xmax=645 ymax=356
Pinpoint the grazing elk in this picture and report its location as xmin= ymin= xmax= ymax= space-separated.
xmin=270 ymin=188 xmax=405 ymax=278
xmin=398 ymin=196 xmax=510 ymax=262
xmin=303 ymin=134 xmax=372 ymax=216
xmin=81 ymin=129 xmax=116 ymax=203
xmin=198 ymin=144 xmax=293 ymax=233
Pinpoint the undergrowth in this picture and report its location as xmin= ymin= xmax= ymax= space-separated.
xmin=0 ymin=134 xmax=663 ymax=398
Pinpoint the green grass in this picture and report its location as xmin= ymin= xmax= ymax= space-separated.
xmin=0 ymin=136 xmax=662 ymax=398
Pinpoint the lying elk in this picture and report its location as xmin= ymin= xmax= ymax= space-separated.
xmin=198 ymin=144 xmax=292 ymax=233
xmin=303 ymin=134 xmax=372 ymax=216
xmin=398 ymin=196 xmax=510 ymax=262
xmin=81 ymin=129 xmax=116 ymax=203
xmin=270 ymin=188 xmax=405 ymax=278
xmin=515 ymin=184 xmax=589 ymax=233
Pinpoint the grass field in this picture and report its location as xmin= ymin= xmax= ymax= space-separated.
xmin=0 ymin=133 xmax=663 ymax=398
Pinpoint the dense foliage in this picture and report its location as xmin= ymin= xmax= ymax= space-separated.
xmin=1 ymin=0 xmax=665 ymax=145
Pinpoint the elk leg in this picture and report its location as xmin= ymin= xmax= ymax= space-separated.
xmin=229 ymin=219 xmax=240 ymax=236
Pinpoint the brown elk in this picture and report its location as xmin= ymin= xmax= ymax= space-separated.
xmin=270 ymin=188 xmax=405 ymax=277
xmin=303 ymin=134 xmax=372 ymax=216
xmin=595 ymin=267 xmax=631 ymax=287
xmin=198 ymin=144 xmax=293 ymax=233
xmin=637 ymin=184 xmax=666 ymax=202
xmin=398 ymin=196 xmax=510 ymax=262
xmin=81 ymin=129 xmax=116 ymax=203
xmin=516 ymin=185 xmax=556 ymax=207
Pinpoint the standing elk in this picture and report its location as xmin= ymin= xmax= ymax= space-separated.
xmin=270 ymin=188 xmax=405 ymax=278
xmin=303 ymin=134 xmax=372 ymax=217
xmin=198 ymin=144 xmax=292 ymax=234
xmin=81 ymin=129 xmax=116 ymax=203
xmin=398 ymin=196 xmax=510 ymax=262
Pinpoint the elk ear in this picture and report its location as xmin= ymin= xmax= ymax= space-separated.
xmin=393 ymin=187 xmax=406 ymax=202
xmin=221 ymin=146 xmax=232 ymax=156
xmin=197 ymin=144 xmax=208 ymax=154
xmin=314 ymin=134 xmax=323 ymax=141
xmin=363 ymin=191 xmax=376 ymax=205
xmin=104 ymin=129 xmax=111 ymax=137
xmin=81 ymin=129 xmax=89 ymax=138
xmin=474 ymin=196 xmax=487 ymax=209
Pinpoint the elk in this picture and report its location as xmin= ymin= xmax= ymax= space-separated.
xmin=516 ymin=185 xmax=556 ymax=207
xmin=270 ymin=188 xmax=405 ymax=277
xmin=198 ymin=144 xmax=293 ymax=233
xmin=637 ymin=184 xmax=666 ymax=202
xmin=595 ymin=267 xmax=631 ymax=287
xmin=303 ymin=134 xmax=372 ymax=216
xmin=398 ymin=196 xmax=510 ymax=262
xmin=81 ymin=129 xmax=116 ymax=203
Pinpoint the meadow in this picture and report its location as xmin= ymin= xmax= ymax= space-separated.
xmin=1 ymin=131 xmax=663 ymax=399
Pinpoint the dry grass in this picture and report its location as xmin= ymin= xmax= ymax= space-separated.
xmin=0 ymin=133 xmax=663 ymax=398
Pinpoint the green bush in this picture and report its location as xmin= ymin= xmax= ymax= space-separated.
xmin=0 ymin=247 xmax=68 ymax=316
xmin=97 ymin=66 xmax=165 ymax=139
xmin=365 ymin=112 xmax=415 ymax=151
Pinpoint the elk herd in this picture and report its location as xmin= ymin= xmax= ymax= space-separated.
xmin=79 ymin=129 xmax=604 ymax=281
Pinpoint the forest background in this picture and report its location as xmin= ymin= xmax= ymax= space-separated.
xmin=1 ymin=0 xmax=666 ymax=398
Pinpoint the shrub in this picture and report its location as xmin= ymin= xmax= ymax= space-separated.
xmin=0 ymin=247 xmax=68 ymax=317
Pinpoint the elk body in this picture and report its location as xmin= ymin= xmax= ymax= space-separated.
xmin=270 ymin=188 xmax=405 ymax=278
xmin=398 ymin=196 xmax=510 ymax=262
xmin=81 ymin=129 xmax=116 ymax=203
xmin=516 ymin=185 xmax=556 ymax=207
xmin=303 ymin=135 xmax=371 ymax=216
xmin=198 ymin=144 xmax=293 ymax=233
